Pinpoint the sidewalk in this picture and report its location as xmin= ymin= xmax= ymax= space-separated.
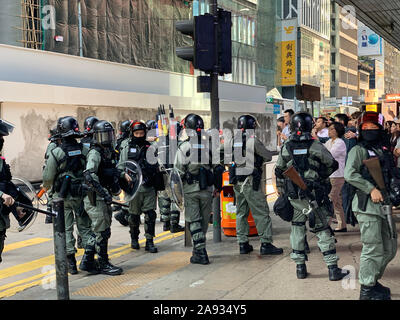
xmin=4 ymin=206 xmax=400 ymax=301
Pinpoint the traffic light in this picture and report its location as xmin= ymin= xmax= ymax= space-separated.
xmin=175 ymin=14 xmax=216 ymax=73
xmin=218 ymin=9 xmax=232 ymax=75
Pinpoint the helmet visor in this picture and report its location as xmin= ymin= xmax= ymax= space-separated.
xmin=0 ymin=119 xmax=15 ymax=136
xmin=95 ymin=130 xmax=115 ymax=145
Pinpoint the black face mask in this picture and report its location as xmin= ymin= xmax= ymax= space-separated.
xmin=361 ymin=129 xmax=381 ymax=143
xmin=132 ymin=136 xmax=146 ymax=146
xmin=0 ymin=137 xmax=4 ymax=151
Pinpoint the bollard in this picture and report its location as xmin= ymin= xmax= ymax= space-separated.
xmin=52 ymin=198 xmax=70 ymax=300
xmin=212 ymin=196 xmax=221 ymax=243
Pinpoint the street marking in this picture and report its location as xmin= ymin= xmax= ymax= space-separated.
xmin=3 ymin=238 xmax=51 ymax=253
xmin=0 ymin=231 xmax=184 ymax=298
xmin=73 ymin=251 xmax=191 ymax=298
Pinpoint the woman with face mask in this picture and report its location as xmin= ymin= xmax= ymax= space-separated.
xmin=344 ymin=112 xmax=399 ymax=300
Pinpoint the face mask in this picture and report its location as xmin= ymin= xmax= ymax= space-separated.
xmin=132 ymin=136 xmax=146 ymax=145
xmin=0 ymin=137 xmax=4 ymax=151
xmin=361 ymin=129 xmax=381 ymax=143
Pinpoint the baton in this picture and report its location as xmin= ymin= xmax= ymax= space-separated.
xmin=111 ymin=200 xmax=129 ymax=209
xmin=13 ymin=201 xmax=56 ymax=216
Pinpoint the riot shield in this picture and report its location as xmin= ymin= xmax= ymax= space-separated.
xmin=169 ymin=168 xmax=184 ymax=211
xmin=116 ymin=160 xmax=143 ymax=203
xmin=7 ymin=177 xmax=39 ymax=233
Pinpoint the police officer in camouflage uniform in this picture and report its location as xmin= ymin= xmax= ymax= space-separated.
xmin=226 ymin=115 xmax=283 ymax=256
xmin=43 ymin=126 xmax=61 ymax=224
xmin=174 ymin=114 xmax=224 ymax=264
xmin=81 ymin=116 xmax=99 ymax=149
xmin=42 ymin=116 xmax=92 ymax=274
xmin=275 ymin=112 xmax=349 ymax=280
xmin=80 ymin=120 xmax=126 ymax=276
xmin=344 ymin=112 xmax=398 ymax=300
xmin=148 ymin=119 xmax=185 ymax=233
xmin=120 ymin=121 xmax=164 ymax=253
xmin=113 ymin=120 xmax=132 ymax=227
xmin=0 ymin=120 xmax=16 ymax=263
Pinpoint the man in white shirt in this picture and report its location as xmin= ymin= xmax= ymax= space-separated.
xmin=312 ymin=117 xmax=329 ymax=143
xmin=281 ymin=109 xmax=294 ymax=143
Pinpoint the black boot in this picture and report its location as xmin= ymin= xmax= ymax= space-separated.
xmin=328 ymin=264 xmax=350 ymax=281
xmin=260 ymin=243 xmax=283 ymax=255
xmin=115 ymin=210 xmax=129 ymax=226
xmin=67 ymin=254 xmax=78 ymax=275
xmin=0 ymin=230 xmax=5 ymax=264
xmin=129 ymin=222 xmax=140 ymax=250
xmin=79 ymin=250 xmax=99 ymax=274
xmin=163 ymin=220 xmax=171 ymax=231
xmin=360 ymin=284 xmax=390 ymax=300
xmin=97 ymin=240 xmax=123 ymax=276
xmin=145 ymin=239 xmax=158 ymax=253
xmin=239 ymin=242 xmax=253 ymax=254
xmin=296 ymin=264 xmax=307 ymax=279
xmin=190 ymin=248 xmax=210 ymax=265
xmin=375 ymin=281 xmax=391 ymax=299
xmin=170 ymin=211 xmax=185 ymax=233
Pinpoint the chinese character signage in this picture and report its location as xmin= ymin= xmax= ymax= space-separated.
xmin=280 ymin=19 xmax=297 ymax=86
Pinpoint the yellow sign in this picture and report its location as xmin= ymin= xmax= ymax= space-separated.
xmin=284 ymin=26 xmax=294 ymax=34
xmin=366 ymin=104 xmax=378 ymax=112
xmin=281 ymin=40 xmax=296 ymax=86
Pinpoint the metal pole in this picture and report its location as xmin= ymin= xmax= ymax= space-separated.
xmin=52 ymin=198 xmax=69 ymax=300
xmin=210 ymin=0 xmax=221 ymax=243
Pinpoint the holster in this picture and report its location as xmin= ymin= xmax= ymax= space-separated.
xmin=58 ymin=176 xmax=71 ymax=198
xmin=285 ymin=180 xmax=299 ymax=199
xmin=185 ymin=171 xmax=194 ymax=185
xmin=356 ymin=190 xmax=369 ymax=212
xmin=228 ymin=164 xmax=237 ymax=185
xmin=87 ymin=190 xmax=96 ymax=207
xmin=153 ymin=171 xmax=165 ymax=191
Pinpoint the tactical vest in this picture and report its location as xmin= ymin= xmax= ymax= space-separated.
xmin=80 ymin=136 xmax=92 ymax=149
xmin=94 ymin=146 xmax=119 ymax=191
xmin=128 ymin=140 xmax=157 ymax=187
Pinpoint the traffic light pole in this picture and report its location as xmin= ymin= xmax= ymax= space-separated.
xmin=210 ymin=0 xmax=221 ymax=243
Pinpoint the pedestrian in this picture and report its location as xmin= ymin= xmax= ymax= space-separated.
xmin=277 ymin=116 xmax=285 ymax=149
xmin=386 ymin=121 xmax=399 ymax=153
xmin=227 ymin=115 xmax=283 ymax=256
xmin=174 ymin=114 xmax=224 ymax=264
xmin=324 ymin=122 xmax=347 ymax=232
xmin=80 ymin=120 xmax=127 ymax=275
xmin=42 ymin=116 xmax=92 ymax=274
xmin=119 ymin=121 xmax=164 ymax=253
xmin=0 ymin=119 xmax=16 ymax=264
xmin=275 ymin=112 xmax=349 ymax=280
xmin=312 ymin=117 xmax=329 ymax=143
xmin=281 ymin=109 xmax=294 ymax=143
xmin=344 ymin=111 xmax=398 ymax=300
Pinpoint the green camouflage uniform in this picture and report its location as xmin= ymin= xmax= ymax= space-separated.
xmin=275 ymin=138 xmax=339 ymax=266
xmin=42 ymin=142 xmax=92 ymax=256
xmin=344 ymin=145 xmax=397 ymax=287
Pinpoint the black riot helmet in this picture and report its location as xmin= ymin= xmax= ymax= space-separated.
xmin=83 ymin=116 xmax=99 ymax=135
xmin=92 ymin=120 xmax=115 ymax=147
xmin=184 ymin=114 xmax=204 ymax=132
xmin=119 ymin=120 xmax=132 ymax=135
xmin=237 ymin=114 xmax=259 ymax=130
xmin=0 ymin=119 xmax=15 ymax=136
xmin=290 ymin=112 xmax=314 ymax=136
xmin=146 ymin=120 xmax=157 ymax=131
xmin=130 ymin=121 xmax=147 ymax=134
xmin=57 ymin=116 xmax=81 ymax=138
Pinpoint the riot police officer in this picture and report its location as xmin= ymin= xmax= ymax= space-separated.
xmin=227 ymin=115 xmax=283 ymax=255
xmin=149 ymin=119 xmax=185 ymax=233
xmin=174 ymin=114 xmax=224 ymax=264
xmin=113 ymin=120 xmax=132 ymax=227
xmin=120 ymin=121 xmax=164 ymax=253
xmin=0 ymin=120 xmax=15 ymax=263
xmin=43 ymin=126 xmax=61 ymax=224
xmin=275 ymin=112 xmax=349 ymax=281
xmin=80 ymin=120 xmax=126 ymax=276
xmin=344 ymin=112 xmax=398 ymax=300
xmin=42 ymin=116 xmax=92 ymax=274
xmin=81 ymin=116 xmax=99 ymax=149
